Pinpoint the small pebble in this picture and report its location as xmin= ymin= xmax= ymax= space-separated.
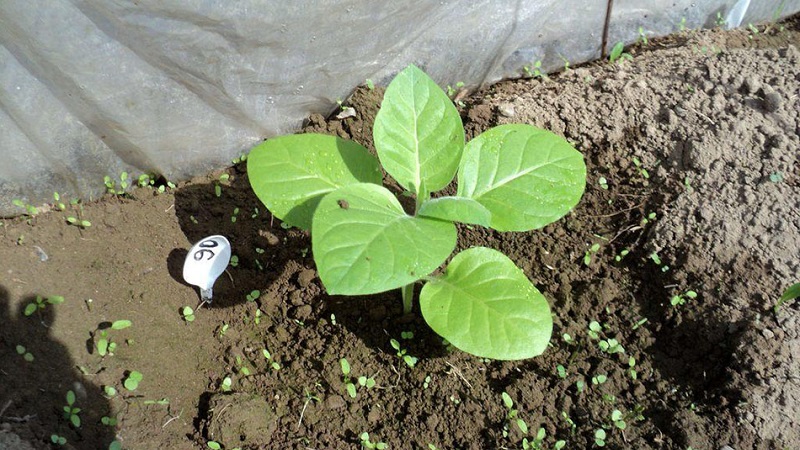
xmin=763 ymin=91 xmax=782 ymax=112
xmin=497 ymin=103 xmax=515 ymax=117
xmin=761 ymin=328 xmax=775 ymax=339
xmin=34 ymin=245 xmax=48 ymax=262
xmin=720 ymin=446 xmax=735 ymax=450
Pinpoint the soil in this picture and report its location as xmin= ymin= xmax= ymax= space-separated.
xmin=1 ymin=17 xmax=799 ymax=450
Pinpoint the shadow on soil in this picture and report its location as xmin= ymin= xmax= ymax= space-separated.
xmin=0 ymin=286 xmax=116 ymax=448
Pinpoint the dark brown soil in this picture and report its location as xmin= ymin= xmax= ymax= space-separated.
xmin=1 ymin=18 xmax=798 ymax=450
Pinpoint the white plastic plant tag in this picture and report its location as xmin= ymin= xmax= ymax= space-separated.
xmin=183 ymin=235 xmax=231 ymax=303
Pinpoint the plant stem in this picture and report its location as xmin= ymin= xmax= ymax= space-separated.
xmin=401 ymin=283 xmax=414 ymax=315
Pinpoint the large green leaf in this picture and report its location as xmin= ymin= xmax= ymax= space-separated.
xmin=247 ymin=134 xmax=382 ymax=229
xmin=457 ymin=124 xmax=586 ymax=232
xmin=417 ymin=196 xmax=491 ymax=227
xmin=312 ymin=183 xmax=456 ymax=295
xmin=373 ymin=64 xmax=465 ymax=197
xmin=420 ymin=247 xmax=552 ymax=360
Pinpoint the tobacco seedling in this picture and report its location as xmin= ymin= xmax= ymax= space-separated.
xmin=390 ymin=338 xmax=418 ymax=368
xmin=594 ymin=428 xmax=607 ymax=447
xmin=360 ymin=432 xmax=388 ymax=449
xmin=15 ymin=345 xmax=34 ymax=362
xmin=124 ymin=371 xmax=143 ymax=391
xmin=628 ymin=356 xmax=638 ymax=380
xmin=246 ymin=290 xmax=260 ymax=302
xmin=93 ymin=320 xmax=132 ymax=357
xmin=51 ymin=434 xmax=67 ymax=446
xmin=220 ymin=376 xmax=233 ymax=392
xmin=501 ymin=392 xmax=528 ymax=438
xmin=24 ymin=295 xmax=65 ymax=321
xmin=611 ymin=410 xmax=626 ymax=430
xmin=638 ymin=27 xmax=649 ymax=45
xmin=262 ymin=349 xmax=281 ymax=371
xmin=339 ymin=358 xmax=357 ymax=398
xmin=248 ymin=64 xmax=586 ymax=360
xmin=12 ymin=199 xmax=39 ymax=216
xmin=671 ymin=290 xmax=697 ymax=307
xmin=609 ymin=42 xmax=632 ymax=64
xmin=584 ymin=243 xmax=601 ymax=266
xmin=598 ymin=338 xmax=625 ymax=355
xmin=182 ymin=306 xmax=196 ymax=322
xmin=523 ymin=60 xmax=548 ymax=79
xmin=63 ymin=390 xmax=81 ymax=428
xmin=66 ymin=216 xmax=92 ymax=229
xmin=614 ymin=249 xmax=630 ymax=262
xmin=235 ymin=355 xmax=252 ymax=376
xmin=104 ymin=172 xmax=130 ymax=196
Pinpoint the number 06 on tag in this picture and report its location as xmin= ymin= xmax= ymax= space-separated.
xmin=183 ymin=235 xmax=231 ymax=304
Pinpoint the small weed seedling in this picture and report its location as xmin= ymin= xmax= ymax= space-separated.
xmin=340 ymin=358 xmax=357 ymax=398
xmin=611 ymin=410 xmax=626 ymax=430
xmin=124 ymin=371 xmax=143 ymax=391
xmin=262 ymin=349 xmax=281 ymax=371
xmin=608 ymin=42 xmax=632 ymax=64
xmin=63 ymin=390 xmax=81 ymax=428
xmin=523 ymin=60 xmax=548 ymax=79
xmin=598 ymin=176 xmax=609 ymax=190
xmin=631 ymin=157 xmax=649 ymax=179
xmin=598 ymin=337 xmax=625 ymax=355
xmin=359 ymin=432 xmax=388 ymax=449
xmin=246 ymin=290 xmax=260 ymax=302
xmin=181 ymin=306 xmax=196 ymax=322
xmin=584 ymin=243 xmax=601 ymax=266
xmin=93 ymin=320 xmax=132 ymax=357
xmin=638 ymin=27 xmax=649 ymax=45
xmin=24 ymin=294 xmax=65 ymax=318
xmin=220 ymin=376 xmax=233 ymax=392
xmin=15 ymin=345 xmax=34 ymax=362
xmin=594 ymin=428 xmax=607 ymax=447
xmin=614 ymin=249 xmax=630 ymax=262
xmin=104 ymin=172 xmax=130 ymax=196
xmin=235 ymin=355 xmax=252 ymax=376
xmin=671 ymin=290 xmax=697 ymax=307
xmin=53 ymin=192 xmax=66 ymax=211
xmin=390 ymin=338 xmax=418 ymax=368
xmin=247 ymin=64 xmax=586 ymax=361
xmin=51 ymin=434 xmax=67 ymax=446
xmin=12 ymin=199 xmax=39 ymax=217
xmin=628 ymin=356 xmax=638 ymax=380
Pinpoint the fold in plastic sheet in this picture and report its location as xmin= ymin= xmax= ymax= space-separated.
xmin=0 ymin=0 xmax=797 ymax=215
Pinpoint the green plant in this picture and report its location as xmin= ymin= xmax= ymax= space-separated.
xmin=608 ymin=42 xmax=632 ymax=63
xmin=501 ymin=392 xmax=529 ymax=438
xmin=51 ymin=434 xmax=67 ymax=446
xmin=246 ymin=290 xmax=260 ymax=302
xmin=594 ymin=428 xmax=607 ymax=447
xmin=220 ymin=376 xmax=232 ymax=392
xmin=101 ymin=415 xmax=118 ymax=427
xmin=12 ymin=199 xmax=39 ymax=216
xmin=775 ymin=282 xmax=800 ymax=311
xmin=262 ymin=349 xmax=281 ymax=371
xmin=522 ymin=60 xmax=548 ymax=80
xmin=584 ymin=243 xmax=601 ymax=266
xmin=247 ymin=64 xmax=585 ymax=360
xmin=181 ymin=306 xmax=196 ymax=322
xmin=53 ymin=192 xmax=66 ymax=210
xmin=66 ymin=216 xmax=92 ymax=228
xmin=340 ymin=358 xmax=357 ymax=398
xmin=63 ymin=390 xmax=81 ymax=427
xmin=104 ymin=172 xmax=130 ymax=196
xmin=638 ymin=27 xmax=649 ymax=45
xmin=93 ymin=320 xmax=132 ymax=357
xmin=359 ymin=432 xmax=387 ymax=449
xmin=715 ymin=11 xmax=726 ymax=27
xmin=24 ymin=294 xmax=65 ymax=317
xmin=611 ymin=409 xmax=626 ymax=430
xmin=124 ymin=371 xmax=143 ymax=391
xmin=365 ymin=79 xmax=375 ymax=90
xmin=390 ymin=338 xmax=418 ymax=368
xmin=671 ymin=290 xmax=697 ymax=307
xmin=15 ymin=345 xmax=34 ymax=362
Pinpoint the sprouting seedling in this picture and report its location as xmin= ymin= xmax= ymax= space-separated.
xmin=104 ymin=172 xmax=130 ymax=196
xmin=611 ymin=410 xmax=627 ymax=430
xmin=614 ymin=249 xmax=629 ymax=262
xmin=587 ymin=321 xmax=603 ymax=340
xmin=15 ymin=345 xmax=34 ymax=362
xmin=628 ymin=356 xmax=638 ymax=379
xmin=775 ymin=282 xmax=800 ymax=311
xmin=12 ymin=199 xmax=39 ymax=217
xmin=584 ymin=243 xmax=601 ymax=266
xmin=93 ymin=320 xmax=132 ymax=357
xmin=53 ymin=192 xmax=66 ymax=211
xmin=598 ymin=337 xmax=625 ymax=355
xmin=522 ymin=427 xmax=548 ymax=450
xmin=638 ymin=27 xmax=649 ymax=45
xmin=608 ymin=42 xmax=632 ymax=63
xmin=389 ymin=339 xmax=418 ymax=368
xmin=220 ymin=376 xmax=232 ymax=392
xmin=51 ymin=434 xmax=67 ymax=446
xmin=592 ymin=374 xmax=608 ymax=385
xmin=124 ymin=371 xmax=143 ymax=391
xmin=365 ymin=79 xmax=375 ymax=90
xmin=671 ymin=290 xmax=697 ymax=307
xmin=24 ymin=294 xmax=65 ymax=319
xmin=598 ymin=176 xmax=608 ymax=190
xmin=63 ymin=390 xmax=81 ymax=428
xmin=235 ymin=355 xmax=251 ymax=376
xmin=340 ymin=358 xmax=357 ymax=398
xmin=523 ymin=60 xmax=547 ymax=79
xmin=181 ymin=306 xmax=196 ymax=322
xmin=359 ymin=432 xmax=388 ymax=449
xmin=66 ymin=216 xmax=92 ymax=229
xmin=631 ymin=157 xmax=649 ymax=179
xmin=182 ymin=235 xmax=231 ymax=304
xmin=247 ymin=64 xmax=586 ymax=361
xmin=501 ymin=392 xmax=529 ymax=438
xmin=594 ymin=428 xmax=607 ymax=447
xmin=262 ymin=349 xmax=281 ymax=371
xmin=245 ymin=290 xmax=260 ymax=302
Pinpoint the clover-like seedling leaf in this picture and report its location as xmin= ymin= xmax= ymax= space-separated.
xmin=247 ymin=133 xmax=382 ymax=229
xmin=111 ymin=320 xmax=132 ymax=330
xmin=458 ymin=124 xmax=586 ymax=231
xmin=417 ymin=196 xmax=491 ymax=227
xmin=373 ymin=64 xmax=465 ymax=197
xmin=124 ymin=371 xmax=143 ymax=391
xmin=312 ymin=183 xmax=456 ymax=295
xmin=420 ymin=247 xmax=553 ymax=360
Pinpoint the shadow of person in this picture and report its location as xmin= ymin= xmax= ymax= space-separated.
xmin=0 ymin=286 xmax=116 ymax=448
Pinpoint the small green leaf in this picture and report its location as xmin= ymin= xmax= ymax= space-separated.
xmin=312 ymin=183 xmax=456 ymax=295
xmin=339 ymin=358 xmax=351 ymax=375
xmin=420 ymin=247 xmax=553 ymax=360
xmin=66 ymin=390 xmax=75 ymax=405
xmin=247 ymin=134 xmax=382 ymax=229
xmin=516 ymin=418 xmax=529 ymax=434
xmin=97 ymin=338 xmax=108 ymax=356
xmin=346 ymin=383 xmax=357 ymax=398
xmin=208 ymin=442 xmax=222 ymax=450
xmin=124 ymin=371 xmax=143 ymax=391
xmin=109 ymin=440 xmax=122 ymax=450
xmin=24 ymin=303 xmax=37 ymax=316
xmin=417 ymin=196 xmax=491 ymax=227
xmin=373 ymin=64 xmax=465 ymax=196
xmin=457 ymin=124 xmax=586 ymax=232
xmin=609 ymin=42 xmax=624 ymax=61
xmin=70 ymin=414 xmax=81 ymax=428
xmin=780 ymin=283 xmax=800 ymax=302
xmin=111 ymin=320 xmax=132 ymax=330
xmin=501 ymin=392 xmax=513 ymax=409
xmin=48 ymin=295 xmax=65 ymax=305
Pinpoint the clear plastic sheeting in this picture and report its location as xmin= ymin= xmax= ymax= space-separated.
xmin=1 ymin=0 xmax=797 ymax=216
